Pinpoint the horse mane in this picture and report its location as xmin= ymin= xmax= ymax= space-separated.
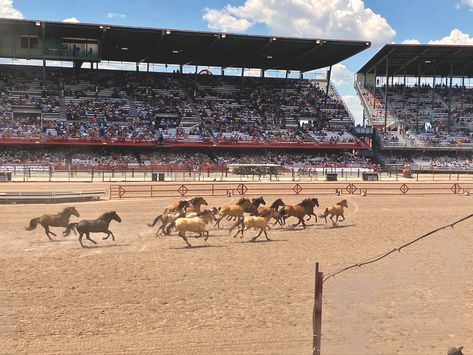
xmin=98 ymin=211 xmax=114 ymax=219
xmin=236 ymin=198 xmax=250 ymax=205
xmin=177 ymin=200 xmax=190 ymax=209
xmin=298 ymin=198 xmax=315 ymax=207
xmin=270 ymin=199 xmax=283 ymax=209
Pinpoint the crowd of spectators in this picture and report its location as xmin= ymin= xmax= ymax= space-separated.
xmin=0 ymin=64 xmax=368 ymax=150
xmin=0 ymin=147 xmax=373 ymax=170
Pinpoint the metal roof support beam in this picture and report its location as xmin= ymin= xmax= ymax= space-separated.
xmin=146 ymin=62 xmax=150 ymax=95
xmin=366 ymin=48 xmax=396 ymax=76
xmin=448 ymin=60 xmax=453 ymax=133
xmin=416 ymin=61 xmax=422 ymax=133
xmin=317 ymin=66 xmax=332 ymax=124
xmin=402 ymin=69 xmax=407 ymax=109
xmin=384 ymin=56 xmax=389 ymax=131
xmin=431 ymin=68 xmax=436 ymax=110
xmin=461 ymin=74 xmax=465 ymax=110
xmin=393 ymin=48 xmax=430 ymax=77
xmin=421 ymin=49 xmax=462 ymax=76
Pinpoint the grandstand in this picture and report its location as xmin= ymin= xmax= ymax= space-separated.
xmin=0 ymin=18 xmax=374 ymax=173
xmin=356 ymin=44 xmax=473 ymax=171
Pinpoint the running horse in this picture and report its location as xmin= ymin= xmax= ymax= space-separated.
xmin=186 ymin=197 xmax=209 ymax=213
xmin=226 ymin=196 xmax=266 ymax=221
xmin=320 ymin=199 xmax=348 ymax=224
xmin=148 ymin=200 xmax=190 ymax=228
xmin=279 ymin=198 xmax=319 ymax=229
xmin=215 ymin=198 xmax=254 ymax=228
xmin=25 ymin=207 xmax=80 ymax=240
xmin=63 ymin=211 xmax=122 ymax=248
xmin=252 ymin=198 xmax=285 ymax=225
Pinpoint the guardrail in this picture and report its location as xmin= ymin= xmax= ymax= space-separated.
xmin=109 ymin=182 xmax=473 ymax=199
xmin=0 ymin=190 xmax=105 ymax=204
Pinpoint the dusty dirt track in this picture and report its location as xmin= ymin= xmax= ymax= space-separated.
xmin=1 ymin=182 xmax=473 ymax=354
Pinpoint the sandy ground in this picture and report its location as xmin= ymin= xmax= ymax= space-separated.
xmin=1 ymin=182 xmax=473 ymax=354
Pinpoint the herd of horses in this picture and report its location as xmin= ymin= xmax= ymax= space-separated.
xmin=25 ymin=196 xmax=349 ymax=248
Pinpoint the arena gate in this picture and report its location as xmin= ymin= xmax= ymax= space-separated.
xmin=109 ymin=182 xmax=473 ymax=199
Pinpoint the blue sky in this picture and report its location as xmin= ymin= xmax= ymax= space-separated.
xmin=3 ymin=0 xmax=473 ymax=121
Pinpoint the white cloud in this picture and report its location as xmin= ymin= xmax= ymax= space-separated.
xmin=342 ymin=95 xmax=363 ymax=125
xmin=462 ymin=0 xmax=473 ymax=10
xmin=402 ymin=39 xmax=421 ymax=44
xmin=0 ymin=0 xmax=23 ymax=19
xmin=107 ymin=12 xmax=126 ymax=19
xmin=202 ymin=0 xmax=395 ymax=46
xmin=62 ymin=17 xmax=80 ymax=23
xmin=428 ymin=29 xmax=473 ymax=45
xmin=331 ymin=63 xmax=353 ymax=88
xmin=203 ymin=8 xmax=252 ymax=32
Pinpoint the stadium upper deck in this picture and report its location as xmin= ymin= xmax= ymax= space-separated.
xmin=356 ymin=44 xmax=473 ymax=151
xmin=0 ymin=18 xmax=372 ymax=150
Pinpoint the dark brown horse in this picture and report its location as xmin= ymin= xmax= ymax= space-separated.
xmin=63 ymin=211 xmax=122 ymax=248
xmin=279 ymin=198 xmax=319 ymax=229
xmin=26 ymin=207 xmax=80 ymax=240
xmin=252 ymin=198 xmax=285 ymax=224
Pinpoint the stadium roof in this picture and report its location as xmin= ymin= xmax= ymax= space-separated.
xmin=358 ymin=44 xmax=473 ymax=77
xmin=0 ymin=18 xmax=371 ymax=72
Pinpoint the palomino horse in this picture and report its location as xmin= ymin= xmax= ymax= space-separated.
xmin=26 ymin=207 xmax=80 ymax=240
xmin=225 ymin=196 xmax=266 ymax=221
xmin=320 ymin=199 xmax=348 ymax=224
xmin=230 ymin=209 xmax=280 ymax=242
xmin=186 ymin=197 xmax=209 ymax=213
xmin=172 ymin=210 xmax=216 ymax=247
xmin=149 ymin=200 xmax=190 ymax=228
xmin=279 ymin=198 xmax=319 ymax=229
xmin=63 ymin=211 xmax=122 ymax=248
xmin=252 ymin=198 xmax=285 ymax=224
xmin=215 ymin=198 xmax=254 ymax=228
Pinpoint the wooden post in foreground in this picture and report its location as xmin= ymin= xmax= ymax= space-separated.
xmin=313 ymin=262 xmax=324 ymax=355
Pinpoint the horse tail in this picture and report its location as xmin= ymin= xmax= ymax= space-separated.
xmin=63 ymin=223 xmax=78 ymax=237
xmin=163 ymin=221 xmax=176 ymax=235
xmin=229 ymin=218 xmax=244 ymax=235
xmin=318 ymin=207 xmax=329 ymax=218
xmin=25 ymin=217 xmax=40 ymax=231
xmin=147 ymin=214 xmax=162 ymax=227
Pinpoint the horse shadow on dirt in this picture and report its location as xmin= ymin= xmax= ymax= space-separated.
xmin=242 ymin=238 xmax=288 ymax=244
xmin=169 ymin=244 xmax=226 ymax=250
xmin=30 ymin=239 xmax=73 ymax=244
xmin=322 ymin=224 xmax=356 ymax=230
xmin=81 ymin=243 xmax=131 ymax=249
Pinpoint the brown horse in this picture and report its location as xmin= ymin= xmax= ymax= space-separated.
xmin=320 ymin=199 xmax=348 ymax=224
xmin=186 ymin=197 xmax=209 ymax=213
xmin=63 ymin=211 xmax=122 ymax=248
xmin=279 ymin=198 xmax=319 ymax=229
xmin=215 ymin=198 xmax=254 ymax=228
xmin=252 ymin=198 xmax=285 ymax=224
xmin=26 ymin=207 xmax=80 ymax=240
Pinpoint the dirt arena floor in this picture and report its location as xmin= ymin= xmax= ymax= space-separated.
xmin=1 ymin=182 xmax=473 ymax=354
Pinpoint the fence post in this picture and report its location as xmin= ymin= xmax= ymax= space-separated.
xmin=313 ymin=262 xmax=323 ymax=355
